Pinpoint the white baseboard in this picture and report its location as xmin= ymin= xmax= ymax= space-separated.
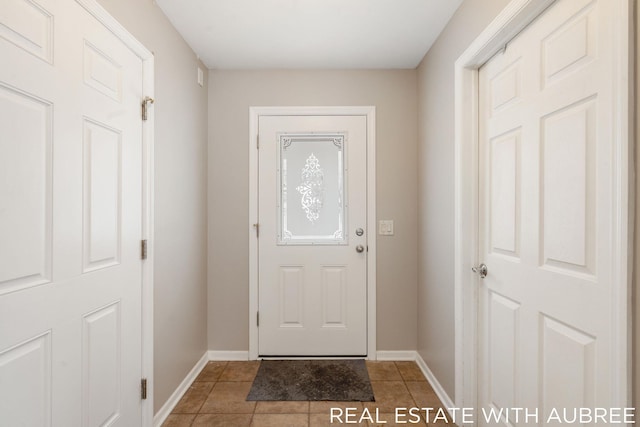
xmin=208 ymin=350 xmax=249 ymax=361
xmin=376 ymin=350 xmax=417 ymax=361
xmin=153 ymin=352 xmax=208 ymax=427
xmin=414 ymin=353 xmax=456 ymax=413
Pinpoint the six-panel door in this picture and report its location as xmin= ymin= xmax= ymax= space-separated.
xmin=478 ymin=0 xmax=617 ymax=422
xmin=0 ymin=0 xmax=144 ymax=425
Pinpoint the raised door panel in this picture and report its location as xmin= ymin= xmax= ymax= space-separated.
xmin=541 ymin=98 xmax=596 ymax=277
xmin=279 ymin=266 xmax=304 ymax=327
xmin=82 ymin=302 xmax=121 ymax=427
xmin=0 ymin=0 xmax=53 ymax=63
xmin=490 ymin=131 xmax=520 ymax=258
xmin=0 ymin=84 xmax=52 ymax=294
xmin=83 ymin=41 xmax=123 ymax=102
xmin=540 ymin=316 xmax=595 ymax=417
xmin=541 ymin=0 xmax=597 ymax=87
xmin=488 ymin=292 xmax=520 ymax=415
xmin=83 ymin=118 xmax=122 ymax=273
xmin=321 ymin=266 xmax=347 ymax=328
xmin=0 ymin=332 xmax=52 ymax=427
xmin=490 ymin=59 xmax=521 ymax=114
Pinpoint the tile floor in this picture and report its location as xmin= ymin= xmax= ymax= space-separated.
xmin=162 ymin=360 xmax=453 ymax=427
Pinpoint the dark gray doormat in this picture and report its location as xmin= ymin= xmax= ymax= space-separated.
xmin=246 ymin=360 xmax=375 ymax=401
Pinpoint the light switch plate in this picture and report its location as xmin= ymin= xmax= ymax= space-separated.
xmin=378 ymin=220 xmax=394 ymax=236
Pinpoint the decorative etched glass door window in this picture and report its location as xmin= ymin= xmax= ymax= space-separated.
xmin=278 ymin=133 xmax=347 ymax=245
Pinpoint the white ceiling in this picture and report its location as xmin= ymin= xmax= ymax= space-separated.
xmin=154 ymin=0 xmax=463 ymax=70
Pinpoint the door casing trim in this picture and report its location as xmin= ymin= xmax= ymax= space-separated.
xmin=75 ymin=1 xmax=155 ymax=424
xmin=249 ymin=106 xmax=377 ymax=360
xmin=454 ymin=0 xmax=633 ymax=414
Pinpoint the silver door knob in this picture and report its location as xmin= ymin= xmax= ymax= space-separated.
xmin=472 ymin=263 xmax=488 ymax=279
xmin=356 ymin=245 xmax=365 ymax=253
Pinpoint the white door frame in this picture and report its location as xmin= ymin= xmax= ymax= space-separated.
xmin=249 ymin=106 xmax=377 ymax=360
xmin=453 ymin=0 xmax=633 ymax=414
xmin=75 ymin=1 xmax=155 ymax=424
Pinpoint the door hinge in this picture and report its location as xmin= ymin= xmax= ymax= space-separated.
xmin=257 ymin=312 xmax=259 ymax=327
xmin=253 ymin=223 xmax=260 ymax=238
xmin=141 ymin=96 xmax=154 ymax=121
xmin=141 ymin=239 xmax=148 ymax=260
xmin=256 ymin=134 xmax=259 ymax=149
xmin=141 ymin=378 xmax=148 ymax=400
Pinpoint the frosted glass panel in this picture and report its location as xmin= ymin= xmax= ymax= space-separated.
xmin=278 ymin=134 xmax=347 ymax=245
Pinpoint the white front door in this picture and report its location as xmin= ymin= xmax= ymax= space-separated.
xmin=257 ymin=114 xmax=368 ymax=356
xmin=0 ymin=0 xmax=144 ymax=425
xmin=477 ymin=0 xmax=622 ymax=421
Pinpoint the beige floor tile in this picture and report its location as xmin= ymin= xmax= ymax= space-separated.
xmin=162 ymin=414 xmax=196 ymax=427
xmin=434 ymin=420 xmax=458 ymax=426
xmin=195 ymin=361 xmax=228 ymax=382
xmin=192 ymin=413 xmax=253 ymax=427
xmin=395 ymin=362 xmax=426 ymax=381
xmin=310 ymin=413 xmax=369 ymax=426
xmin=431 ymin=421 xmax=458 ymax=427
xmin=173 ymin=382 xmax=215 ymax=414
xmin=365 ymin=361 xmax=402 ymax=381
xmin=404 ymin=381 xmax=441 ymax=409
xmin=219 ymin=361 xmax=261 ymax=381
xmin=255 ymin=401 xmax=309 ymax=414
xmin=364 ymin=381 xmax=416 ymax=413
xmin=426 ymin=411 xmax=456 ymax=426
xmin=309 ymin=401 xmax=363 ymax=414
xmin=309 ymin=402 xmax=369 ymax=426
xmin=199 ymin=382 xmax=256 ymax=414
xmin=250 ymin=413 xmax=309 ymax=427
xmin=424 ymin=408 xmax=456 ymax=426
xmin=369 ymin=412 xmax=427 ymax=427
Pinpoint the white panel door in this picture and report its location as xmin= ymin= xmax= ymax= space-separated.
xmin=258 ymin=115 xmax=368 ymax=356
xmin=478 ymin=0 xmax=619 ymax=422
xmin=0 ymin=0 xmax=144 ymax=425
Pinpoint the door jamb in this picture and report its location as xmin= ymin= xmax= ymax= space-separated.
xmin=248 ymin=106 xmax=377 ymax=360
xmin=453 ymin=0 xmax=633 ymax=413
xmin=75 ymin=1 xmax=155 ymax=425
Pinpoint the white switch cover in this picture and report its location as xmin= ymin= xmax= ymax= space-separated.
xmin=378 ymin=220 xmax=394 ymax=236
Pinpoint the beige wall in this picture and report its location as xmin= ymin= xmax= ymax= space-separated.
xmin=96 ymin=0 xmax=209 ymax=413
xmin=207 ymin=70 xmax=418 ymax=352
xmin=416 ymin=0 xmax=512 ymax=399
